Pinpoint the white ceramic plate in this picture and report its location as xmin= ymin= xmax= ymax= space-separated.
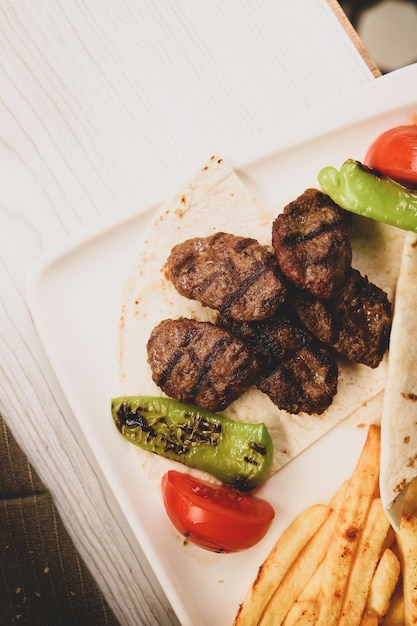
xmin=28 ymin=64 xmax=417 ymax=626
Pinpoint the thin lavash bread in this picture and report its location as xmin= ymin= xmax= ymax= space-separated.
xmin=380 ymin=231 xmax=417 ymax=531
xmin=118 ymin=154 xmax=405 ymax=476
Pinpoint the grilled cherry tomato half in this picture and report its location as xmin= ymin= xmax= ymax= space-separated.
xmin=161 ymin=470 xmax=275 ymax=553
xmin=365 ymin=125 xmax=417 ymax=186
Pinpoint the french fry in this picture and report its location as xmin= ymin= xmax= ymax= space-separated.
xmin=259 ymin=507 xmax=337 ymax=625
xmin=365 ymin=548 xmax=400 ymax=619
xmin=339 ymin=497 xmax=391 ymax=624
xmin=296 ymin=561 xmax=323 ymax=602
xmin=395 ymin=512 xmax=417 ymax=625
xmin=359 ymin=611 xmax=378 ymax=626
xmin=234 ymin=424 xmax=411 ymax=626
xmin=381 ymin=582 xmax=404 ymax=626
xmin=381 ymin=525 xmax=396 ymax=553
xmin=328 ymin=479 xmax=349 ymax=512
xmin=283 ymin=600 xmax=318 ymax=625
xmin=233 ymin=504 xmax=332 ymax=626
xmin=315 ymin=425 xmax=381 ymax=626
xmin=297 ymin=481 xmax=349 ymax=603
xmin=259 ymin=480 xmax=348 ymax=625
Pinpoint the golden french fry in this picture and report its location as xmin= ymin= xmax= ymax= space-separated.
xmin=359 ymin=611 xmax=378 ymax=626
xmin=315 ymin=425 xmax=381 ymax=626
xmin=365 ymin=548 xmax=400 ymax=618
xmin=396 ymin=512 xmax=417 ymax=626
xmin=388 ymin=535 xmax=401 ymax=562
xmin=296 ymin=562 xmax=323 ymax=602
xmin=283 ymin=600 xmax=318 ymax=625
xmin=327 ymin=479 xmax=349 ymax=509
xmin=233 ymin=504 xmax=332 ymax=626
xmin=259 ymin=507 xmax=337 ymax=625
xmin=259 ymin=479 xmax=348 ymax=625
xmin=381 ymin=525 xmax=396 ymax=553
xmin=339 ymin=497 xmax=391 ymax=624
xmin=297 ymin=480 xmax=349 ymax=603
xmin=381 ymin=581 xmax=404 ymax=626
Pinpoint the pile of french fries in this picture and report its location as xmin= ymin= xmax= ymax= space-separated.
xmin=234 ymin=425 xmax=417 ymax=625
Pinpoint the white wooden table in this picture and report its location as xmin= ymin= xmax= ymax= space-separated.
xmin=0 ymin=1 xmax=379 ymax=624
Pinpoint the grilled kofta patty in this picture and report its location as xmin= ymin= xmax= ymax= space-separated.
xmin=146 ymin=318 xmax=259 ymax=412
xmin=293 ymin=268 xmax=392 ymax=368
xmin=272 ymin=189 xmax=352 ymax=299
xmin=217 ymin=314 xmax=338 ymax=415
xmin=167 ymin=231 xmax=287 ymax=321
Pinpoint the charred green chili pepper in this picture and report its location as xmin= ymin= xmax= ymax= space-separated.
xmin=111 ymin=395 xmax=273 ymax=491
xmin=318 ymin=159 xmax=417 ymax=232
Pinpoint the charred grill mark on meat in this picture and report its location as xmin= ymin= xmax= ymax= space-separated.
xmin=167 ymin=232 xmax=287 ymax=321
xmin=186 ymin=334 xmax=236 ymax=402
xmin=218 ymin=261 xmax=280 ymax=318
xmin=282 ymin=218 xmax=346 ymax=247
xmin=293 ymin=268 xmax=392 ymax=368
xmin=157 ymin=325 xmax=198 ymax=387
xmin=146 ymin=318 xmax=259 ymax=412
xmin=272 ymin=189 xmax=352 ymax=299
xmin=217 ymin=313 xmax=338 ymax=415
xmin=257 ymin=345 xmax=338 ymax=416
xmin=217 ymin=314 xmax=287 ymax=372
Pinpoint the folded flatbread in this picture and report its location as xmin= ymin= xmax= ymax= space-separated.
xmin=380 ymin=231 xmax=417 ymax=531
xmin=118 ymin=155 xmax=404 ymax=475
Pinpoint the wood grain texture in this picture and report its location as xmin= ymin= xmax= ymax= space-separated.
xmin=326 ymin=0 xmax=382 ymax=77
xmin=0 ymin=1 xmax=376 ymax=624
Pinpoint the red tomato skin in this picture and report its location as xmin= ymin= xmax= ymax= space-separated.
xmin=161 ymin=470 xmax=275 ymax=553
xmin=364 ymin=125 xmax=417 ymax=186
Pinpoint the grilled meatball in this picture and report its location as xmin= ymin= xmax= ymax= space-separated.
xmin=272 ymin=189 xmax=352 ymax=299
xmin=167 ymin=231 xmax=287 ymax=321
xmin=218 ymin=313 xmax=338 ymax=415
xmin=293 ymin=268 xmax=392 ymax=368
xmin=146 ymin=318 xmax=259 ymax=412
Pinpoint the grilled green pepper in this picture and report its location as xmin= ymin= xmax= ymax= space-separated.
xmin=318 ymin=159 xmax=417 ymax=232
xmin=111 ymin=395 xmax=273 ymax=491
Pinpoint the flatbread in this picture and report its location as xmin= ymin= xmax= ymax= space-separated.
xmin=380 ymin=231 xmax=417 ymax=531
xmin=118 ymin=155 xmax=404 ymax=475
